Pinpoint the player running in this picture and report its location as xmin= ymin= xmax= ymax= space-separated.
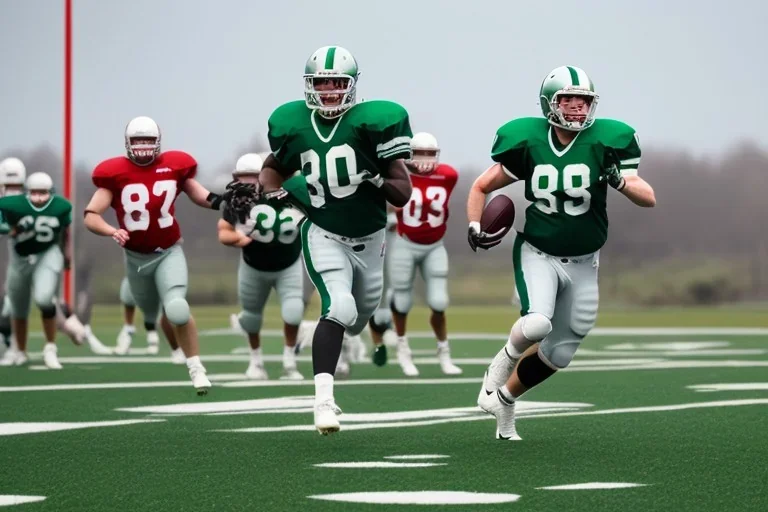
xmin=257 ymin=46 xmax=413 ymax=434
xmin=387 ymin=132 xmax=462 ymax=377
xmin=83 ymin=116 xmax=223 ymax=394
xmin=219 ymin=152 xmax=305 ymax=381
xmin=469 ymin=66 xmax=656 ymax=440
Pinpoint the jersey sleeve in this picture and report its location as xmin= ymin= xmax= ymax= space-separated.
xmin=0 ymin=210 xmax=9 ymax=235
xmin=267 ymin=102 xmax=299 ymax=173
xmin=60 ymin=200 xmax=73 ymax=227
xmin=92 ymin=160 xmax=117 ymax=190
xmin=164 ymin=151 xmax=198 ymax=181
xmin=490 ymin=119 xmax=537 ymax=181
xmin=613 ymin=132 xmax=642 ymax=177
xmin=368 ymin=101 xmax=413 ymax=162
xmin=597 ymin=119 xmax=642 ymax=177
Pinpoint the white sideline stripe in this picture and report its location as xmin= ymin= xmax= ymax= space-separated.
xmin=314 ymin=462 xmax=446 ymax=469
xmin=308 ymin=491 xmax=521 ymax=505
xmin=384 ymin=454 xmax=450 ymax=460
xmin=0 ymin=419 xmax=164 ymax=437
xmin=688 ymin=383 xmax=768 ymax=392
xmin=0 ymin=496 xmax=47 ymax=506
xmin=537 ymin=482 xmax=646 ymax=490
xmin=199 ymin=327 xmax=768 ymax=338
xmin=218 ymin=398 xmax=768 ymax=433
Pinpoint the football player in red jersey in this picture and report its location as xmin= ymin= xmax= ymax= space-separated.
xmin=83 ymin=116 xmax=224 ymax=395
xmin=387 ymin=132 xmax=462 ymax=376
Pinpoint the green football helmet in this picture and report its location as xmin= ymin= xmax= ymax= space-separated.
xmin=539 ymin=66 xmax=599 ymax=131
xmin=304 ymin=46 xmax=359 ymax=118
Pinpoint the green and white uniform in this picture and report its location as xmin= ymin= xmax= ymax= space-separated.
xmin=0 ymin=195 xmax=71 ymax=319
xmin=492 ymin=117 xmax=641 ymax=367
xmin=268 ymin=99 xmax=412 ymax=335
xmin=224 ymin=200 xmax=305 ymax=333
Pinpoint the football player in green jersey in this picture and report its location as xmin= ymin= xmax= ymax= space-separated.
xmin=0 ymin=157 xmax=26 ymax=358
xmin=219 ymin=153 xmax=306 ymax=381
xmin=0 ymin=172 xmax=74 ymax=369
xmin=259 ymin=45 xmax=413 ymax=435
xmin=469 ymin=66 xmax=656 ymax=440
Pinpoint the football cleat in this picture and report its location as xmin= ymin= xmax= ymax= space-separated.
xmin=84 ymin=325 xmax=113 ymax=355
xmin=43 ymin=344 xmax=62 ymax=370
xmin=437 ymin=345 xmax=463 ymax=375
xmin=382 ymin=329 xmax=398 ymax=348
xmin=0 ymin=348 xmax=27 ymax=366
xmin=114 ymin=326 xmax=134 ymax=355
xmin=61 ymin=315 xmax=87 ymax=346
xmin=146 ymin=331 xmax=160 ymax=355
xmin=397 ymin=339 xmax=419 ymax=377
xmin=170 ymin=348 xmax=186 ymax=365
xmin=189 ymin=366 xmax=211 ymax=396
xmin=314 ymin=399 xmax=342 ymax=435
xmin=245 ymin=361 xmax=269 ymax=380
xmin=478 ymin=346 xmax=518 ymax=406
xmin=477 ymin=387 xmax=521 ymax=441
xmin=372 ymin=344 xmax=387 ymax=367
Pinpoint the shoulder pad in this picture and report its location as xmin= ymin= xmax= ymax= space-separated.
xmin=349 ymin=100 xmax=408 ymax=128
xmin=161 ymin=150 xmax=197 ymax=169
xmin=491 ymin=117 xmax=548 ymax=157
xmin=588 ymin=119 xmax=637 ymax=149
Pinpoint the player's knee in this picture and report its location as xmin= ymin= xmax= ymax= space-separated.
xmin=539 ymin=338 xmax=582 ymax=369
xmin=516 ymin=348 xmax=558 ymax=389
xmin=281 ymin=298 xmax=304 ymax=327
xmin=520 ymin=312 xmax=552 ymax=342
xmin=371 ymin=308 xmax=392 ymax=332
xmin=39 ymin=304 xmax=57 ymax=319
xmin=163 ymin=296 xmax=190 ymax=326
xmin=326 ymin=291 xmax=357 ymax=329
xmin=427 ymin=289 xmax=449 ymax=313
xmin=119 ymin=279 xmax=136 ymax=307
xmin=238 ymin=310 xmax=263 ymax=334
xmin=391 ymin=290 xmax=412 ymax=315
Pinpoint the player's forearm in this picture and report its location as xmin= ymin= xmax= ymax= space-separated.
xmin=184 ymin=179 xmax=222 ymax=209
xmin=381 ymin=159 xmax=412 ymax=207
xmin=467 ymin=183 xmax=487 ymax=223
xmin=83 ymin=212 xmax=117 ymax=237
xmin=217 ymin=221 xmax=242 ymax=246
xmin=259 ymin=167 xmax=285 ymax=193
xmin=620 ymin=175 xmax=656 ymax=207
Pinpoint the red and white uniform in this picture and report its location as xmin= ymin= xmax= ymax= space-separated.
xmin=388 ymin=163 xmax=458 ymax=315
xmin=92 ymin=151 xmax=196 ymax=254
xmin=395 ymin=164 xmax=458 ymax=245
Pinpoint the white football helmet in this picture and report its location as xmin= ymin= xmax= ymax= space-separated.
xmin=232 ymin=153 xmax=264 ymax=178
xmin=0 ymin=157 xmax=26 ymax=197
xmin=26 ymin=172 xmax=54 ymax=207
xmin=408 ymin=132 xmax=440 ymax=175
xmin=125 ymin=116 xmax=161 ymax=165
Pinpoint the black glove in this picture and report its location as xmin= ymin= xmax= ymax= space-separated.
xmin=601 ymin=150 xmax=626 ymax=191
xmin=15 ymin=216 xmax=35 ymax=234
xmin=206 ymin=192 xmax=224 ymax=210
xmin=223 ymin=180 xmax=261 ymax=224
xmin=467 ymin=222 xmax=502 ymax=252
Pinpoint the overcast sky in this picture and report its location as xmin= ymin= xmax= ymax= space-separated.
xmin=0 ymin=0 xmax=764 ymax=175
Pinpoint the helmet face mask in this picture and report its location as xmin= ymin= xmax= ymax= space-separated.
xmin=125 ymin=117 xmax=161 ymax=166
xmin=25 ymin=172 xmax=54 ymax=208
xmin=0 ymin=157 xmax=26 ymax=197
xmin=540 ymin=66 xmax=599 ymax=132
xmin=407 ymin=132 xmax=440 ymax=175
xmin=304 ymin=46 xmax=359 ymax=119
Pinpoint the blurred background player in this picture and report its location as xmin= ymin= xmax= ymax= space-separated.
xmin=388 ymin=132 xmax=462 ymax=376
xmin=367 ymin=207 xmax=399 ymax=367
xmin=114 ymin=275 xmax=185 ymax=362
xmin=219 ymin=152 xmax=305 ymax=380
xmin=83 ymin=116 xmax=223 ymax=395
xmin=469 ymin=65 xmax=656 ymax=440
xmin=0 ymin=172 xmax=74 ymax=369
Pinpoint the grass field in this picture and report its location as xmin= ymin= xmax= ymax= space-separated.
xmin=1 ymin=305 xmax=767 ymax=511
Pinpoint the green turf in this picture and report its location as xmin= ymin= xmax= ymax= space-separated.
xmin=1 ymin=306 xmax=767 ymax=511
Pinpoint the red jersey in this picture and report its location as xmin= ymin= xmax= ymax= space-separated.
xmin=396 ymin=163 xmax=458 ymax=245
xmin=92 ymin=151 xmax=197 ymax=254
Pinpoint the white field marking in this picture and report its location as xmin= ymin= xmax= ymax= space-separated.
xmin=0 ymin=495 xmax=47 ymax=506
xmin=207 ymin=373 xmax=253 ymax=382
xmin=27 ymin=365 xmax=49 ymax=371
xmin=578 ymin=348 xmax=766 ymax=357
xmin=688 ymin=383 xmax=768 ymax=392
xmin=314 ymin=462 xmax=446 ymax=469
xmin=0 ymin=381 xmax=196 ymax=393
xmin=221 ymin=377 xmax=482 ymax=388
xmin=308 ymin=491 xmax=521 ymax=505
xmin=117 ymin=398 xmax=588 ymax=418
xmin=0 ymin=419 xmax=164 ymax=437
xmin=218 ymin=398 xmax=768 ymax=434
xmin=384 ymin=454 xmax=450 ymax=460
xmin=607 ymin=341 xmax=730 ymax=351
xmin=537 ymin=483 xmax=647 ymax=490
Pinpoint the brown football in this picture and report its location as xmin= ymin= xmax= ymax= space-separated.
xmin=480 ymin=194 xmax=515 ymax=239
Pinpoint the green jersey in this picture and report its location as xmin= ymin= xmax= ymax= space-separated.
xmin=268 ymin=100 xmax=413 ymax=237
xmin=0 ymin=210 xmax=10 ymax=235
xmin=492 ymin=117 xmax=641 ymax=256
xmin=222 ymin=199 xmax=303 ymax=272
xmin=0 ymin=195 xmax=72 ymax=256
